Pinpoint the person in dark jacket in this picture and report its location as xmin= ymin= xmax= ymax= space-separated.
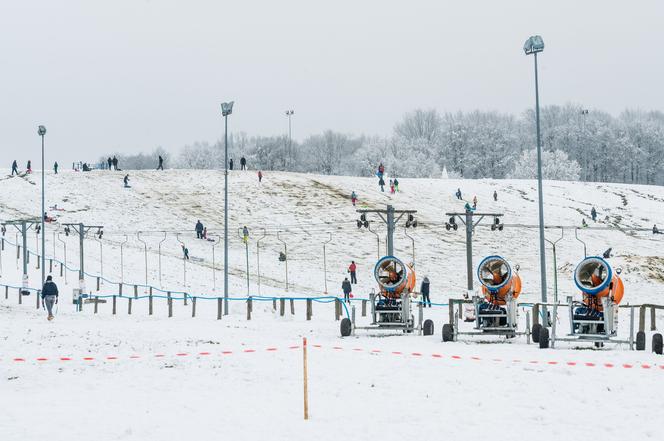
xmin=195 ymin=220 xmax=204 ymax=239
xmin=182 ymin=244 xmax=190 ymax=259
xmin=53 ymin=162 xmax=58 ymax=174
xmin=112 ymin=156 xmax=118 ymax=171
xmin=123 ymin=174 xmax=130 ymax=187
xmin=107 ymin=157 xmax=112 ymax=170
xmin=240 ymin=156 xmax=247 ymax=170
xmin=27 ymin=160 xmax=32 ymax=173
xmin=258 ymin=170 xmax=263 ymax=183
xmin=654 ymin=224 xmax=662 ymax=234
xmin=157 ymin=155 xmax=164 ymax=170
xmin=591 ymin=207 xmax=597 ymax=222
xmin=493 ymin=190 xmax=498 ymax=201
xmin=41 ymin=275 xmax=59 ymax=320
xmin=341 ymin=277 xmax=352 ymax=303
xmin=11 ymin=160 xmax=18 ymax=175
xmin=420 ymin=276 xmax=431 ymax=307
xmin=378 ymin=176 xmax=385 ymax=192
xmin=229 ymin=158 xmax=234 ymax=170
xmin=456 ymin=188 xmax=462 ymax=200
xmin=348 ymin=261 xmax=357 ymax=284
xmin=393 ymin=178 xmax=399 ymax=192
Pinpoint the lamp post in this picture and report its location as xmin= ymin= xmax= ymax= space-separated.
xmin=221 ymin=101 xmax=234 ymax=314
xmin=38 ymin=125 xmax=47 ymax=293
xmin=524 ymin=35 xmax=548 ymax=320
xmin=285 ymin=110 xmax=294 ymax=168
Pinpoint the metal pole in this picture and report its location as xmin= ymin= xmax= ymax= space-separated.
xmin=544 ymin=228 xmax=564 ymax=304
xmin=245 ymin=240 xmax=250 ymax=296
xmin=41 ymin=134 xmax=45 ymax=291
xmin=158 ymin=232 xmax=167 ymax=288
xmin=367 ymin=224 xmax=380 ymax=259
xmin=288 ymin=113 xmax=292 ymax=167
xmin=404 ymin=228 xmax=415 ymax=266
xmin=57 ymin=233 xmax=67 ymax=283
xmin=21 ymin=221 xmax=28 ymax=291
xmin=78 ymin=223 xmax=85 ymax=292
xmin=224 ymin=113 xmax=229 ymax=314
xmin=386 ymin=205 xmax=394 ymax=256
xmin=137 ymin=232 xmax=148 ymax=289
xmin=120 ymin=234 xmax=128 ymax=284
xmin=534 ymin=52 xmax=548 ymax=316
xmin=277 ymin=231 xmax=288 ymax=291
xmin=465 ymin=210 xmax=473 ymax=295
xmin=212 ymin=239 xmax=217 ymax=291
xmin=323 ymin=232 xmax=332 ymax=294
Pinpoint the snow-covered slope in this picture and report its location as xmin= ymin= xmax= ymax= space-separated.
xmin=0 ymin=168 xmax=662 ymax=304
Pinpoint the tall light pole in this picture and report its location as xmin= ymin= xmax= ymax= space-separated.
xmin=285 ymin=110 xmax=294 ymax=168
xmin=221 ymin=101 xmax=234 ymax=314
xmin=524 ymin=35 xmax=548 ymax=319
xmin=38 ymin=125 xmax=47 ymax=292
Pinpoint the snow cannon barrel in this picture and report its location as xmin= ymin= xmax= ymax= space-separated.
xmin=574 ymin=257 xmax=624 ymax=306
xmin=374 ymin=256 xmax=416 ymax=299
xmin=477 ymin=255 xmax=521 ymax=305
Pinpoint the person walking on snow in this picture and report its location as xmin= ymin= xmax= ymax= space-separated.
xmin=41 ymin=275 xmax=59 ymax=321
xmin=472 ymin=195 xmax=478 ymax=209
xmin=240 ymin=156 xmax=247 ymax=170
xmin=394 ymin=178 xmax=399 ymax=192
xmin=591 ymin=207 xmax=597 ymax=222
xmin=493 ymin=190 xmax=497 ymax=201
xmin=157 ymin=155 xmax=164 ymax=170
xmin=242 ymin=226 xmax=249 ymax=243
xmin=11 ymin=160 xmax=18 ymax=175
xmin=195 ymin=220 xmax=204 ymax=239
xmin=229 ymin=158 xmax=234 ymax=170
xmin=378 ymin=176 xmax=385 ymax=192
xmin=341 ymin=277 xmax=352 ymax=303
xmin=348 ymin=261 xmax=357 ymax=284
xmin=202 ymin=227 xmax=208 ymax=240
xmin=377 ymin=163 xmax=385 ymax=178
xmin=123 ymin=174 xmax=130 ymax=188
xmin=53 ymin=162 xmax=58 ymax=174
xmin=389 ymin=179 xmax=395 ymax=194
xmin=420 ymin=276 xmax=431 ymax=307
xmin=107 ymin=157 xmax=112 ymax=170
xmin=182 ymin=244 xmax=190 ymax=259
xmin=258 ymin=170 xmax=263 ymax=183
xmin=351 ymin=191 xmax=357 ymax=206
xmin=27 ymin=160 xmax=32 ymax=174
xmin=455 ymin=188 xmax=462 ymax=200
xmin=112 ymin=156 xmax=118 ymax=171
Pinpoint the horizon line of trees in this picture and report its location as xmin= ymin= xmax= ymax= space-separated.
xmin=101 ymin=104 xmax=664 ymax=186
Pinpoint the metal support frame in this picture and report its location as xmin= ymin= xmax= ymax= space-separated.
xmin=237 ymin=228 xmax=250 ymax=296
xmin=136 ymin=232 xmax=148 ymax=290
xmin=322 ymin=232 xmax=332 ymax=294
xmin=403 ymin=227 xmax=415 ymax=266
xmin=158 ymin=232 xmax=167 ymax=288
xmin=256 ymin=228 xmax=266 ymax=295
xmin=277 ymin=231 xmax=289 ymax=291
xmin=175 ymin=233 xmax=187 ymax=288
xmin=574 ymin=227 xmax=587 ymax=258
xmin=120 ymin=234 xmax=128 ymax=284
xmin=544 ymin=228 xmax=564 ymax=303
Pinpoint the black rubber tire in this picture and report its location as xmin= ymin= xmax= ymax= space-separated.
xmin=442 ymin=323 xmax=454 ymax=342
xmin=531 ymin=323 xmax=542 ymax=343
xmin=340 ymin=318 xmax=352 ymax=337
xmin=652 ymin=333 xmax=663 ymax=355
xmin=423 ymin=319 xmax=434 ymax=336
xmin=539 ymin=327 xmax=550 ymax=349
xmin=636 ymin=331 xmax=646 ymax=351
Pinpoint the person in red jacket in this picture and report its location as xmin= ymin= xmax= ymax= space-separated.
xmin=348 ymin=261 xmax=357 ymax=284
xmin=258 ymin=170 xmax=263 ymax=183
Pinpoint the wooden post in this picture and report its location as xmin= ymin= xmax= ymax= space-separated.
xmin=192 ymin=297 xmax=196 ymax=318
xmin=280 ymin=298 xmax=285 ymax=316
xmin=18 ymin=288 xmax=22 ymax=305
xmin=362 ymin=300 xmax=367 ymax=317
xmin=112 ymin=295 xmax=116 ymax=315
xmin=183 ymin=292 xmax=187 ymax=306
xmin=247 ymin=297 xmax=252 ymax=320
xmin=128 ymin=298 xmax=132 ymax=315
xmin=94 ymin=296 xmax=98 ymax=314
xmin=96 ymin=277 xmax=100 ymax=291
xmin=303 ymin=337 xmax=309 ymax=421
xmin=639 ymin=305 xmax=646 ymax=333
xmin=168 ymin=296 xmax=173 ymax=318
xmin=273 ymin=298 xmax=277 ymax=310
xmin=651 ymin=307 xmax=657 ymax=331
xmin=149 ymin=294 xmax=153 ymax=315
xmin=149 ymin=286 xmax=152 ymax=295
xmin=133 ymin=285 xmax=138 ymax=298
xmin=60 ymin=261 xmax=63 ymax=276
xmin=5 ymin=285 xmax=8 ymax=299
xmin=217 ymin=298 xmax=222 ymax=320
xmin=335 ymin=299 xmax=340 ymax=321
xmin=306 ymin=299 xmax=312 ymax=320
xmin=49 ymin=259 xmax=53 ymax=272
xmin=119 ymin=283 xmax=123 ymax=295
xmin=290 ymin=299 xmax=295 ymax=315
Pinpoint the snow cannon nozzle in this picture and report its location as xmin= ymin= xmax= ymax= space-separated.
xmin=477 ymin=255 xmax=512 ymax=293
xmin=574 ymin=256 xmax=613 ymax=296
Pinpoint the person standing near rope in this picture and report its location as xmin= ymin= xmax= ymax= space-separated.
xmin=41 ymin=275 xmax=59 ymax=321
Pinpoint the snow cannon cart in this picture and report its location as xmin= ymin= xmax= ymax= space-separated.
xmin=535 ymin=256 xmax=647 ymax=350
xmin=340 ymin=256 xmax=434 ymax=337
xmin=442 ymin=256 xmax=531 ymax=342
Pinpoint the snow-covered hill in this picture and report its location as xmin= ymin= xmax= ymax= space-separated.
xmin=0 ymin=168 xmax=662 ymax=304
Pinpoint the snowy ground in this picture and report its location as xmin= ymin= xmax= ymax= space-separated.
xmin=1 ymin=169 xmax=664 ymax=440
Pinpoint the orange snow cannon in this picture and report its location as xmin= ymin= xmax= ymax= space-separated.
xmin=477 ymin=255 xmax=522 ymax=305
xmin=373 ymin=256 xmax=416 ymax=299
xmin=574 ymin=256 xmax=624 ymax=311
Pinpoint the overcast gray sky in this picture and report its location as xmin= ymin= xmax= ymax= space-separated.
xmin=1 ymin=0 xmax=663 ymax=166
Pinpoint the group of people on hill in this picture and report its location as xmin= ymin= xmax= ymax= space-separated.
xmin=374 ymin=163 xmax=400 ymax=193
xmin=229 ymin=156 xmax=247 ymax=171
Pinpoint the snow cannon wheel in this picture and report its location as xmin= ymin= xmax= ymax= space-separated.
xmin=442 ymin=324 xmax=454 ymax=342
xmin=531 ymin=324 xmax=542 ymax=343
xmin=340 ymin=318 xmax=352 ymax=337
xmin=652 ymin=333 xmax=663 ymax=355
xmin=636 ymin=331 xmax=646 ymax=351
xmin=538 ymin=327 xmax=550 ymax=349
xmin=423 ymin=319 xmax=434 ymax=336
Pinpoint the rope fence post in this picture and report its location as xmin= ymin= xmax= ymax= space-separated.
xmin=112 ymin=295 xmax=116 ymax=315
xmin=18 ymin=287 xmax=22 ymax=305
xmin=273 ymin=298 xmax=277 ymax=310
xmin=280 ymin=298 xmax=285 ymax=317
xmin=290 ymin=299 xmax=295 ymax=315
xmin=192 ymin=297 xmax=196 ymax=318
xmin=651 ymin=307 xmax=657 ymax=331
xmin=183 ymin=291 xmax=187 ymax=306
xmin=94 ymin=296 xmax=98 ymax=314
xmin=128 ymin=297 xmax=132 ymax=315
xmin=168 ymin=293 xmax=173 ymax=317
xmin=217 ymin=298 xmax=222 ymax=320
xmin=303 ymin=337 xmax=309 ymax=421
xmin=133 ymin=285 xmax=138 ymax=298
xmin=362 ymin=299 xmax=367 ymax=317
xmin=247 ymin=297 xmax=252 ymax=320
xmin=96 ymin=277 xmax=100 ymax=291
xmin=149 ymin=294 xmax=153 ymax=315
xmin=306 ymin=299 xmax=312 ymax=320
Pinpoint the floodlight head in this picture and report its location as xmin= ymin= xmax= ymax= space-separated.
xmin=221 ymin=101 xmax=234 ymax=116
xmin=38 ymin=125 xmax=47 ymax=136
xmin=523 ymin=35 xmax=544 ymax=55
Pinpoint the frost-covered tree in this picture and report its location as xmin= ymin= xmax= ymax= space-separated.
xmin=508 ymin=149 xmax=581 ymax=181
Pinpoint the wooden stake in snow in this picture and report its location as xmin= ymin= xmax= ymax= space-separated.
xmin=303 ymin=337 xmax=309 ymax=420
